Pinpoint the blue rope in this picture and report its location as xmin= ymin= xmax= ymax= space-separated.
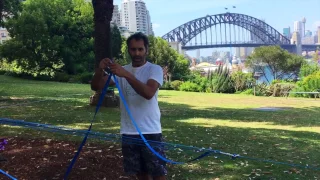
xmin=0 ymin=169 xmax=17 ymax=180
xmin=63 ymin=75 xmax=113 ymax=180
xmin=112 ymin=74 xmax=215 ymax=164
xmin=1 ymin=118 xmax=320 ymax=171
xmin=1 ymin=68 xmax=320 ymax=176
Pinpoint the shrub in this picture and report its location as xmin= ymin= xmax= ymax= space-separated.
xmin=299 ymin=62 xmax=319 ymax=79
xmin=240 ymin=88 xmax=254 ymax=95
xmin=34 ymin=74 xmax=53 ymax=81
xmin=160 ymin=81 xmax=172 ymax=90
xmin=53 ymin=72 xmax=71 ymax=82
xmin=72 ymin=72 xmax=93 ymax=84
xmin=269 ymin=83 xmax=296 ymax=97
xmin=212 ymin=66 xmax=235 ymax=93
xmin=179 ymin=81 xmax=199 ymax=92
xmin=205 ymin=87 xmax=212 ymax=93
xmin=292 ymin=71 xmax=320 ymax=98
xmin=254 ymin=82 xmax=271 ymax=96
xmin=170 ymin=80 xmax=183 ymax=90
xmin=197 ymin=77 xmax=208 ymax=92
xmin=231 ymin=71 xmax=254 ymax=92
xmin=301 ymin=71 xmax=320 ymax=92
xmin=4 ymin=71 xmax=34 ymax=79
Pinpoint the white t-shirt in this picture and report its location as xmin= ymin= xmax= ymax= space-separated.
xmin=113 ymin=61 xmax=163 ymax=135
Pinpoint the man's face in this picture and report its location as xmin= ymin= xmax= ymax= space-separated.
xmin=128 ymin=39 xmax=147 ymax=63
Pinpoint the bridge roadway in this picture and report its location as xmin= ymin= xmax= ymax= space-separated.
xmin=182 ymin=43 xmax=320 ymax=52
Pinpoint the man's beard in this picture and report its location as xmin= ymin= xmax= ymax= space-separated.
xmin=131 ymin=56 xmax=145 ymax=62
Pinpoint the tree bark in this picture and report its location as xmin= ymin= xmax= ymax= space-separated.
xmin=90 ymin=0 xmax=119 ymax=107
xmin=92 ymin=0 xmax=113 ymax=68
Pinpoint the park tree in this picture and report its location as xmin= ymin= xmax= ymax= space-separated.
xmin=0 ymin=0 xmax=94 ymax=75
xmin=171 ymin=54 xmax=190 ymax=80
xmin=110 ymin=24 xmax=122 ymax=60
xmin=118 ymin=36 xmax=130 ymax=65
xmin=148 ymin=36 xmax=176 ymax=73
xmin=89 ymin=0 xmax=116 ymax=107
xmin=246 ymin=46 xmax=304 ymax=83
xmin=92 ymin=0 xmax=113 ymax=69
xmin=0 ymin=0 xmax=21 ymax=26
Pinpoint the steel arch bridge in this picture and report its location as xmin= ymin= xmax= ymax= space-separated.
xmin=162 ymin=13 xmax=316 ymax=52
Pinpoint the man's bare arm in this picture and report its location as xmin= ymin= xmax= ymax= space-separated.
xmin=124 ymin=71 xmax=159 ymax=100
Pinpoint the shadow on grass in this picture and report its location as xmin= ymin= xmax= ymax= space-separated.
xmin=158 ymin=101 xmax=320 ymax=127
xmin=161 ymin=123 xmax=320 ymax=180
xmin=1 ymin=95 xmax=320 ymax=179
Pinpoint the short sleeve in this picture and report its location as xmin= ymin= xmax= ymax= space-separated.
xmin=149 ymin=65 xmax=163 ymax=87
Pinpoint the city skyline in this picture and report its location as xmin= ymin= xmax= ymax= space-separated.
xmin=114 ymin=0 xmax=319 ymax=36
xmin=113 ymin=0 xmax=319 ymax=57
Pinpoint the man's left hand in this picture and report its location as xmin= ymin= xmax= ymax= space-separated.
xmin=108 ymin=63 xmax=129 ymax=77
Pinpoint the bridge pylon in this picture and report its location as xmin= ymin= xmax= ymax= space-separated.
xmin=168 ymin=41 xmax=185 ymax=55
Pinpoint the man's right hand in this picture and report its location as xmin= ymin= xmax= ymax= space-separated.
xmin=91 ymin=58 xmax=115 ymax=91
xmin=99 ymin=58 xmax=113 ymax=70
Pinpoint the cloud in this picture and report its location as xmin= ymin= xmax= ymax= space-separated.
xmin=152 ymin=23 xmax=160 ymax=29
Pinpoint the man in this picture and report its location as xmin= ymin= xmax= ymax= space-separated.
xmin=91 ymin=32 xmax=166 ymax=180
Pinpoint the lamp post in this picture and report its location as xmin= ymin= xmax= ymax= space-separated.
xmin=253 ymin=71 xmax=262 ymax=96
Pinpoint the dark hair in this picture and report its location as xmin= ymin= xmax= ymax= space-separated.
xmin=126 ymin=32 xmax=149 ymax=50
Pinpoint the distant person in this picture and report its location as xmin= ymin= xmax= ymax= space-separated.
xmin=91 ymin=32 xmax=166 ymax=180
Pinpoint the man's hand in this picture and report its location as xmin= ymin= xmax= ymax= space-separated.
xmin=91 ymin=58 xmax=115 ymax=91
xmin=99 ymin=58 xmax=113 ymax=70
xmin=100 ymin=58 xmax=128 ymax=77
xmin=108 ymin=63 xmax=129 ymax=77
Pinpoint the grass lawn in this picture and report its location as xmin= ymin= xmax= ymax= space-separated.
xmin=1 ymin=75 xmax=320 ymax=180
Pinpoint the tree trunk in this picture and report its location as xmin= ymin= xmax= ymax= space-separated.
xmin=90 ymin=0 xmax=119 ymax=107
xmin=92 ymin=0 xmax=113 ymax=68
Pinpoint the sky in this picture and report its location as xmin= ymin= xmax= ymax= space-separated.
xmin=114 ymin=0 xmax=320 ymax=57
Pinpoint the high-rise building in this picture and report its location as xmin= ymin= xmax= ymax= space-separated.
xmin=283 ymin=27 xmax=291 ymax=39
xmin=301 ymin=17 xmax=306 ymax=37
xmin=120 ymin=0 xmax=153 ymax=35
xmin=291 ymin=31 xmax=301 ymax=45
xmin=302 ymin=36 xmax=316 ymax=44
xmin=0 ymin=27 xmax=10 ymax=44
xmin=314 ymin=35 xmax=318 ymax=44
xmin=111 ymin=5 xmax=121 ymax=27
xmin=293 ymin=21 xmax=303 ymax=41
xmin=318 ymin=26 xmax=320 ymax=44
xmin=305 ymin=30 xmax=312 ymax=37
xmin=236 ymin=48 xmax=241 ymax=58
xmin=146 ymin=10 xmax=153 ymax=35
xmin=196 ymin=49 xmax=200 ymax=60
xmin=238 ymin=47 xmax=254 ymax=59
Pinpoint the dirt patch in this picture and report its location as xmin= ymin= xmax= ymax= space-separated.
xmin=0 ymin=137 xmax=137 ymax=180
